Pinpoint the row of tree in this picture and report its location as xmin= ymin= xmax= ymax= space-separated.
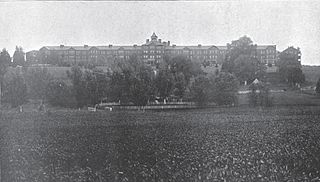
xmin=0 ymin=54 xmax=239 ymax=108
xmin=0 ymin=36 xmax=310 ymax=109
xmin=67 ymin=55 xmax=239 ymax=107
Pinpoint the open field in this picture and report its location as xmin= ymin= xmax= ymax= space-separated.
xmin=238 ymin=90 xmax=320 ymax=106
xmin=1 ymin=107 xmax=320 ymax=181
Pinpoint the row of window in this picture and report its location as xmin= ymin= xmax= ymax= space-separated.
xmin=166 ymin=50 xmax=227 ymax=55
xmin=50 ymin=49 xmax=277 ymax=58
xmin=143 ymin=50 xmax=164 ymax=54
xmin=53 ymin=49 xmax=229 ymax=56
xmin=259 ymin=49 xmax=276 ymax=54
xmin=62 ymin=54 xmax=224 ymax=60
xmin=260 ymin=55 xmax=276 ymax=59
xmin=142 ymin=55 xmax=162 ymax=59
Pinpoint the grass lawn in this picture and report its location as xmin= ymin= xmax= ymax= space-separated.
xmin=238 ymin=90 xmax=320 ymax=107
xmin=1 ymin=106 xmax=320 ymax=181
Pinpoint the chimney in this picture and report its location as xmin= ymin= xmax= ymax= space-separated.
xmin=133 ymin=44 xmax=137 ymax=47
xmin=108 ymin=44 xmax=113 ymax=48
xmin=158 ymin=39 xmax=162 ymax=43
xmin=84 ymin=45 xmax=88 ymax=48
xmin=167 ymin=41 xmax=170 ymax=46
xmin=146 ymin=39 xmax=149 ymax=43
xmin=60 ymin=45 xmax=64 ymax=48
xmin=198 ymin=44 xmax=201 ymax=47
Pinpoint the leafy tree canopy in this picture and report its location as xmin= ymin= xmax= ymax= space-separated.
xmin=12 ymin=46 xmax=25 ymax=67
xmin=278 ymin=50 xmax=305 ymax=86
xmin=108 ymin=55 xmax=155 ymax=106
xmin=0 ymin=48 xmax=11 ymax=78
xmin=221 ymin=36 xmax=263 ymax=84
xmin=156 ymin=55 xmax=203 ymax=99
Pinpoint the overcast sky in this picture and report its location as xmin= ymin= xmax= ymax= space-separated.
xmin=0 ymin=1 xmax=319 ymax=65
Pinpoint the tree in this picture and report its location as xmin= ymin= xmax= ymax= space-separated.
xmin=211 ymin=72 xmax=239 ymax=105
xmin=67 ymin=66 xmax=110 ymax=107
xmin=189 ymin=75 xmax=211 ymax=105
xmin=92 ymin=68 xmax=110 ymax=103
xmin=316 ymin=78 xmax=320 ymax=95
xmin=233 ymin=55 xmax=265 ymax=83
xmin=12 ymin=46 xmax=25 ymax=67
xmin=286 ymin=66 xmax=305 ymax=86
xmin=278 ymin=52 xmax=305 ymax=86
xmin=108 ymin=55 xmax=155 ymax=106
xmin=3 ymin=72 xmax=28 ymax=108
xmin=189 ymin=72 xmax=239 ymax=106
xmin=25 ymin=67 xmax=53 ymax=103
xmin=157 ymin=55 xmax=203 ymax=100
xmin=154 ymin=64 xmax=175 ymax=99
xmin=67 ymin=66 xmax=87 ymax=108
xmin=82 ymin=69 xmax=109 ymax=106
xmin=0 ymin=48 xmax=11 ymax=106
xmin=172 ymin=72 xmax=187 ymax=100
xmin=221 ymin=36 xmax=264 ymax=84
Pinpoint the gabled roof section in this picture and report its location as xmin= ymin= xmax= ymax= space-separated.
xmin=283 ymin=46 xmax=299 ymax=52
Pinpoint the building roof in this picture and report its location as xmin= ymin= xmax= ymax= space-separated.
xmin=165 ymin=45 xmax=228 ymax=50
xmin=256 ymin=45 xmax=276 ymax=49
xmin=41 ymin=45 xmax=143 ymax=51
xmin=41 ymin=46 xmax=90 ymax=51
xmin=282 ymin=46 xmax=299 ymax=52
xmin=40 ymin=44 xmax=276 ymax=51
xmin=95 ymin=46 xmax=142 ymax=50
xmin=26 ymin=50 xmax=39 ymax=54
xmin=143 ymin=41 xmax=165 ymax=46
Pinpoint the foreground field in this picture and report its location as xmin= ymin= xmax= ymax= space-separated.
xmin=1 ymin=107 xmax=320 ymax=181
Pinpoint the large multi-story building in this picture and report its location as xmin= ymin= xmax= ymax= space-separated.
xmin=281 ymin=46 xmax=301 ymax=62
xmin=32 ymin=33 xmax=278 ymax=67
